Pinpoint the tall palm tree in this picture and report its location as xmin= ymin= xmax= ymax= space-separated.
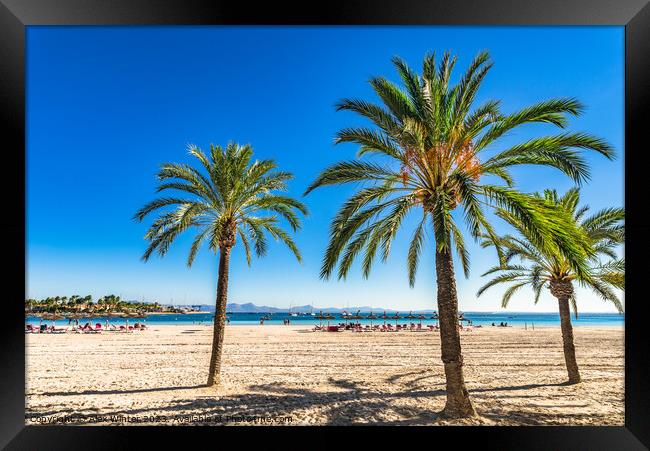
xmin=477 ymin=188 xmax=624 ymax=383
xmin=304 ymin=51 xmax=614 ymax=418
xmin=70 ymin=295 xmax=81 ymax=306
xmin=135 ymin=142 xmax=307 ymax=386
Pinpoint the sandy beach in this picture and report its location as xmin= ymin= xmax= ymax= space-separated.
xmin=25 ymin=325 xmax=624 ymax=426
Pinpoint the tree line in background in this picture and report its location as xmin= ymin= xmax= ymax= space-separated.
xmin=24 ymin=295 xmax=172 ymax=314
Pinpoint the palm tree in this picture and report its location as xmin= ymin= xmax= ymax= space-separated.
xmin=477 ymin=188 xmax=624 ymax=383
xmin=304 ymin=51 xmax=613 ymax=418
xmin=67 ymin=295 xmax=77 ymax=307
xmin=135 ymin=142 xmax=307 ymax=386
xmin=81 ymin=295 xmax=92 ymax=310
xmin=25 ymin=299 xmax=36 ymax=312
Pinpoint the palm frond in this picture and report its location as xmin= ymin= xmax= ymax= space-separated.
xmin=137 ymin=143 xmax=305 ymax=267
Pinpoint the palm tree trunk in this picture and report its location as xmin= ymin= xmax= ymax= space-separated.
xmin=206 ymin=245 xmax=232 ymax=387
xmin=435 ymin=243 xmax=476 ymax=418
xmin=557 ymin=294 xmax=581 ymax=384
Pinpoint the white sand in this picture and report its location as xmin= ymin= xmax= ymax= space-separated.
xmin=25 ymin=324 xmax=623 ymax=425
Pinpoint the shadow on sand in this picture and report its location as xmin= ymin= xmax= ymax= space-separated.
xmin=26 ymin=373 xmax=609 ymax=425
xmin=35 ymin=384 xmax=207 ymax=397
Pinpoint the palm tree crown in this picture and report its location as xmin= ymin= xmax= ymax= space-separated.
xmin=305 ymin=51 xmax=614 ymax=284
xmin=477 ymin=188 xmax=624 ymax=316
xmin=134 ymin=142 xmax=308 ymax=265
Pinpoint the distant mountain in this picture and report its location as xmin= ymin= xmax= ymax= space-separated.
xmin=226 ymin=302 xmax=281 ymax=313
xmin=165 ymin=302 xmax=439 ymax=314
xmin=161 ymin=303 xmax=618 ymax=315
xmin=314 ymin=306 xmax=435 ymax=314
xmin=216 ymin=302 xmax=437 ymax=314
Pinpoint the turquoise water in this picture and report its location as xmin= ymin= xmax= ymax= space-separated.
xmin=26 ymin=311 xmax=624 ymax=327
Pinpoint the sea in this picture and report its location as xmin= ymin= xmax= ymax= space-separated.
xmin=26 ymin=311 xmax=624 ymax=327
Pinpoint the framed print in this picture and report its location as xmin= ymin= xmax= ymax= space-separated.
xmin=1 ymin=0 xmax=648 ymax=448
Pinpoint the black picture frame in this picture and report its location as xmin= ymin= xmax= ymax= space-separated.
xmin=1 ymin=0 xmax=648 ymax=448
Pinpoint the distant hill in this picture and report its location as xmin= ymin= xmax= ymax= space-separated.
xmin=170 ymin=302 xmax=438 ymax=314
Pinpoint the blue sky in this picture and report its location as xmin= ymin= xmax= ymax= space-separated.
xmin=26 ymin=26 xmax=624 ymax=312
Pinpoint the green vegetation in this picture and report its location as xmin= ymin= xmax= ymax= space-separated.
xmin=25 ymin=295 xmax=165 ymax=315
xmin=135 ymin=142 xmax=307 ymax=387
xmin=305 ymin=51 xmax=614 ymax=418
xmin=478 ymin=188 xmax=624 ymax=383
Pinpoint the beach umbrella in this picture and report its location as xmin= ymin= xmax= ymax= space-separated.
xmin=315 ymin=311 xmax=326 ymax=326
xmin=380 ymin=311 xmax=389 ymax=325
xmin=405 ymin=311 xmax=417 ymax=321
xmin=324 ymin=313 xmax=335 ymax=327
xmin=417 ymin=314 xmax=426 ymax=326
xmin=349 ymin=310 xmax=363 ymax=320
xmin=391 ymin=312 xmax=401 ymax=327
xmin=367 ymin=312 xmax=377 ymax=327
